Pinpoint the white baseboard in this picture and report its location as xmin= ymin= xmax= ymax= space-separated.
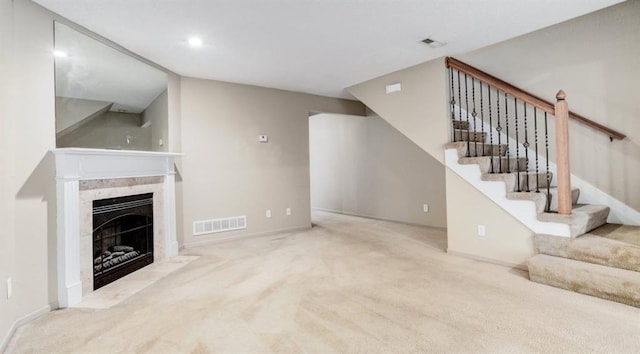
xmin=447 ymin=249 xmax=529 ymax=271
xmin=1 ymin=305 xmax=51 ymax=353
xmin=312 ymin=208 xmax=447 ymax=231
xmin=183 ymin=225 xmax=311 ymax=249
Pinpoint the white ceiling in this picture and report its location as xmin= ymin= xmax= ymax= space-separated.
xmin=37 ymin=0 xmax=624 ymax=99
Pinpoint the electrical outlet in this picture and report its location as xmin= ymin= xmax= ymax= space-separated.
xmin=423 ymin=204 xmax=429 ymax=213
xmin=286 ymin=208 xmax=292 ymax=216
xmin=7 ymin=278 xmax=12 ymax=299
xmin=477 ymin=225 xmax=486 ymax=237
xmin=266 ymin=209 xmax=272 ymax=218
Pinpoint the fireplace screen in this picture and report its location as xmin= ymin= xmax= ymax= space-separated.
xmin=93 ymin=193 xmax=154 ymax=289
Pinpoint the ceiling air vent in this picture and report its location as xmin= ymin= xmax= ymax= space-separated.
xmin=421 ymin=38 xmax=446 ymax=48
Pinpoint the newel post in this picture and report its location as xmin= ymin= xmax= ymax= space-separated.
xmin=555 ymin=90 xmax=572 ymax=215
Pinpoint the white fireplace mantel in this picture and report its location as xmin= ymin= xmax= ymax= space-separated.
xmin=52 ymin=148 xmax=182 ymax=308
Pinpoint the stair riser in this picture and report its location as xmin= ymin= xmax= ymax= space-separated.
xmin=529 ymin=255 xmax=640 ymax=308
xmin=482 ymin=172 xmax=552 ymax=193
xmin=547 ymin=189 xmax=580 ymax=212
xmin=459 ymin=156 xmax=528 ymax=174
xmin=453 ymin=143 xmax=507 ymax=157
xmin=470 ymin=144 xmax=505 ymax=157
xmin=487 ymin=158 xmax=527 ymax=174
xmin=452 ymin=121 xmax=469 ymax=130
xmin=517 ymin=174 xmax=552 ymax=192
xmin=534 ymin=234 xmax=640 ymax=273
xmin=453 ymin=130 xmax=486 ymax=143
xmin=509 ymin=188 xmax=580 ymax=214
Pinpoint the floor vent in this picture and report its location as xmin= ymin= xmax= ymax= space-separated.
xmin=193 ymin=215 xmax=247 ymax=236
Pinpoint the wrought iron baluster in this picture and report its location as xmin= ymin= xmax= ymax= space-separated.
xmin=504 ymin=92 xmax=510 ymax=173
xmin=449 ymin=67 xmax=456 ymax=142
xmin=523 ymin=102 xmax=530 ymax=192
xmin=465 ymin=74 xmax=470 ymax=157
xmin=471 ymin=77 xmax=477 ymax=156
xmin=514 ymin=97 xmax=520 ymax=191
xmin=457 ymin=71 xmax=462 ymax=142
xmin=534 ymin=108 xmax=540 ymax=193
xmin=488 ymin=86 xmax=494 ymax=173
xmin=496 ymin=90 xmax=502 ymax=173
xmin=480 ymin=83 xmax=485 ymax=157
xmin=545 ymin=112 xmax=551 ymax=212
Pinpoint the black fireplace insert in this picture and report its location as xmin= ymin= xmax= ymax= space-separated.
xmin=92 ymin=193 xmax=154 ymax=290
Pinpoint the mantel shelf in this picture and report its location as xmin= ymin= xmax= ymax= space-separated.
xmin=52 ymin=148 xmax=182 ymax=182
xmin=52 ymin=148 xmax=183 ymax=158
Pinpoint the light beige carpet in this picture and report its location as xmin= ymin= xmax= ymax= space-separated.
xmin=7 ymin=211 xmax=640 ymax=353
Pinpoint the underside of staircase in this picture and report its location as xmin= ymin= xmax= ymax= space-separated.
xmin=447 ymin=119 xmax=640 ymax=308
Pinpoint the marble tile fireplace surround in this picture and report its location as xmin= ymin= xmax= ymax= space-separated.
xmin=53 ymin=148 xmax=181 ymax=308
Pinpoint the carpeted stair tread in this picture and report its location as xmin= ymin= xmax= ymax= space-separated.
xmin=459 ymin=156 xmax=527 ymax=174
xmin=482 ymin=172 xmax=552 ymax=193
xmin=588 ymin=224 xmax=640 ymax=247
xmin=534 ymin=233 xmax=640 ymax=272
xmin=528 ymin=254 xmax=640 ymax=308
xmin=445 ymin=141 xmax=508 ymax=158
xmin=538 ymin=204 xmax=610 ymax=237
xmin=452 ymin=129 xmax=486 ymax=143
xmin=507 ymin=188 xmax=579 ymax=213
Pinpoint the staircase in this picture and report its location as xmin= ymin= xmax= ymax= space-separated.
xmin=445 ymin=122 xmax=610 ymax=237
xmin=444 ymin=57 xmax=640 ymax=308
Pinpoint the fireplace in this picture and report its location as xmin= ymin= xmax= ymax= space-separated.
xmin=92 ymin=193 xmax=154 ymax=289
xmin=53 ymin=148 xmax=180 ymax=308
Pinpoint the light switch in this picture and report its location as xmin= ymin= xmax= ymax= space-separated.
xmin=259 ymin=135 xmax=268 ymax=143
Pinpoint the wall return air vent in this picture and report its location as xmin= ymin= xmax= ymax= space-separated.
xmin=193 ymin=215 xmax=247 ymax=236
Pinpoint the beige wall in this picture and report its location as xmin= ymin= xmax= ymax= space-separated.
xmin=347 ymin=56 xmax=537 ymax=265
xmin=57 ymin=111 xmax=152 ymax=150
xmin=458 ymin=0 xmax=640 ymax=211
xmin=446 ymin=170 xmax=534 ymax=268
xmin=1 ymin=0 xmax=57 ymax=348
xmin=348 ymin=58 xmax=450 ymax=164
xmin=142 ymin=89 xmax=169 ymax=152
xmin=180 ymin=78 xmax=365 ymax=247
xmin=309 ymin=113 xmax=447 ymax=228
xmin=0 ymin=0 xmax=14 ymax=344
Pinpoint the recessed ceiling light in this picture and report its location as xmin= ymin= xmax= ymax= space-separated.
xmin=421 ymin=38 xmax=446 ymax=48
xmin=188 ymin=37 xmax=203 ymax=48
xmin=53 ymin=50 xmax=68 ymax=57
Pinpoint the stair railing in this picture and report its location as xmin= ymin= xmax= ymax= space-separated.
xmin=445 ymin=57 xmax=625 ymax=215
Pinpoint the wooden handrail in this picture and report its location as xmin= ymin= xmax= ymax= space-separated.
xmin=445 ymin=57 xmax=626 ymax=141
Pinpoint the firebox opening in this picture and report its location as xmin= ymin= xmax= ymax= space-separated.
xmin=92 ymin=193 xmax=154 ymax=290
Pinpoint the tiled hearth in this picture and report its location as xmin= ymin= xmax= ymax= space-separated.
xmin=53 ymin=148 xmax=181 ymax=308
